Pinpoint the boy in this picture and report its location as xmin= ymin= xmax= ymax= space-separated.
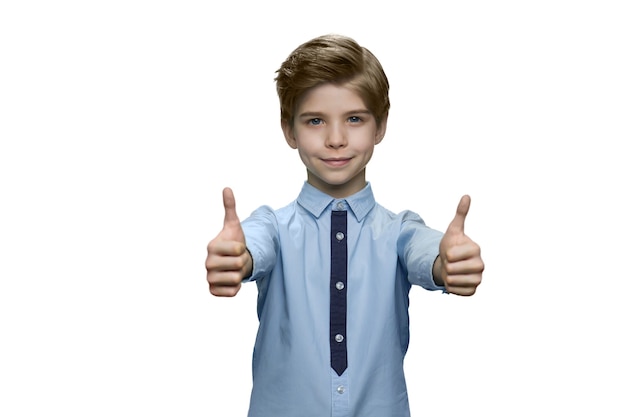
xmin=206 ymin=34 xmax=484 ymax=417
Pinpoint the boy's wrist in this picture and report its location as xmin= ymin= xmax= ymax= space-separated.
xmin=243 ymin=248 xmax=254 ymax=279
xmin=432 ymin=255 xmax=444 ymax=287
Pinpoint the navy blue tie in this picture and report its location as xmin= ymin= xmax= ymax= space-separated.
xmin=330 ymin=210 xmax=348 ymax=376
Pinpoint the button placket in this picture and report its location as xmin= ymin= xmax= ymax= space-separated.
xmin=330 ymin=209 xmax=348 ymax=376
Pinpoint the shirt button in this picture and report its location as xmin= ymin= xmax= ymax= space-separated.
xmin=337 ymin=202 xmax=345 ymax=210
xmin=337 ymin=385 xmax=345 ymax=394
xmin=335 ymin=334 xmax=344 ymax=343
xmin=335 ymin=231 xmax=345 ymax=241
xmin=335 ymin=281 xmax=345 ymax=290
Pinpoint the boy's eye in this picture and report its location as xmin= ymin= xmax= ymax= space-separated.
xmin=308 ymin=118 xmax=323 ymax=125
xmin=348 ymin=116 xmax=362 ymax=123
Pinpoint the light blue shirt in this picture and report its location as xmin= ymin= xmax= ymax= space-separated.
xmin=242 ymin=182 xmax=445 ymax=417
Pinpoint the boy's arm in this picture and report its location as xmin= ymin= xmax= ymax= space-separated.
xmin=205 ymin=187 xmax=253 ymax=297
xmin=433 ymin=195 xmax=484 ymax=296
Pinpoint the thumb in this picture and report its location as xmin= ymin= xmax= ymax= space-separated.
xmin=446 ymin=194 xmax=471 ymax=235
xmin=221 ymin=187 xmax=244 ymax=240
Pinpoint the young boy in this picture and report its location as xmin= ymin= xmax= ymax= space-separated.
xmin=206 ymin=34 xmax=484 ymax=417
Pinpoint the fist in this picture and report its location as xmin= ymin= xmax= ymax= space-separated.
xmin=206 ymin=187 xmax=252 ymax=297
xmin=438 ymin=195 xmax=484 ymax=296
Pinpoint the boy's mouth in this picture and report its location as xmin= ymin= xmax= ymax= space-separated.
xmin=322 ymin=158 xmax=351 ymax=167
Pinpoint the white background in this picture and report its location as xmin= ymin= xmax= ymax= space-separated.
xmin=1 ymin=1 xmax=625 ymax=416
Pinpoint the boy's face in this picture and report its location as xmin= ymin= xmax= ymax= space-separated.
xmin=282 ymin=83 xmax=387 ymax=198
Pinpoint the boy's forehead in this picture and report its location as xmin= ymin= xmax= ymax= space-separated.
xmin=296 ymin=83 xmax=368 ymax=114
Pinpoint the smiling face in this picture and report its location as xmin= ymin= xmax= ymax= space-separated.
xmin=282 ymin=83 xmax=387 ymax=198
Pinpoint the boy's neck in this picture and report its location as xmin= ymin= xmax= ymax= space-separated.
xmin=306 ymin=172 xmax=368 ymax=199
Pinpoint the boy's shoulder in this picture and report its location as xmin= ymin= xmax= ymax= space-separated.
xmin=245 ymin=183 xmax=429 ymax=227
xmin=253 ymin=198 xmax=424 ymax=225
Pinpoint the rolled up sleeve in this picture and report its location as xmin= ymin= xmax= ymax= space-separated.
xmin=241 ymin=205 xmax=280 ymax=283
xmin=396 ymin=211 xmax=446 ymax=292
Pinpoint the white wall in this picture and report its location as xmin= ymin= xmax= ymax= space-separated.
xmin=1 ymin=1 xmax=624 ymax=415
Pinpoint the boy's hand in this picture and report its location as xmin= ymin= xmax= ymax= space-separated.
xmin=206 ymin=187 xmax=252 ymax=297
xmin=436 ymin=195 xmax=484 ymax=296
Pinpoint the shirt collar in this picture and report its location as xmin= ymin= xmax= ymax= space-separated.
xmin=296 ymin=182 xmax=376 ymax=222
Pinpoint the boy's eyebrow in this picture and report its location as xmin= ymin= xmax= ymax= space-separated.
xmin=298 ymin=112 xmax=324 ymax=119
xmin=298 ymin=109 xmax=372 ymax=118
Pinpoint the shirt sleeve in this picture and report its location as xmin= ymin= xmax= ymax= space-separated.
xmin=241 ymin=205 xmax=280 ymax=283
xmin=396 ymin=210 xmax=446 ymax=292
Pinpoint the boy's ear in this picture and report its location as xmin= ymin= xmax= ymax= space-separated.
xmin=375 ymin=113 xmax=388 ymax=145
xmin=281 ymin=120 xmax=298 ymax=149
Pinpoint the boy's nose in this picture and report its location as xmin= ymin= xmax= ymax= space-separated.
xmin=326 ymin=124 xmax=347 ymax=148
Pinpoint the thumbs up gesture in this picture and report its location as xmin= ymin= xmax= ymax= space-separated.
xmin=436 ymin=195 xmax=484 ymax=296
xmin=206 ymin=187 xmax=253 ymax=297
